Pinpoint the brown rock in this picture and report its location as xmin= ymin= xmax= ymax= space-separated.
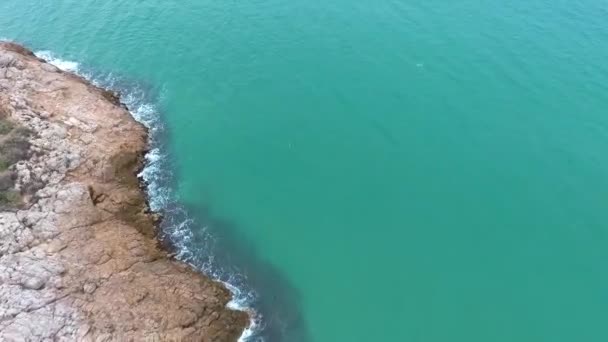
xmin=83 ymin=282 xmax=97 ymax=294
xmin=22 ymin=277 xmax=45 ymax=290
xmin=0 ymin=42 xmax=249 ymax=341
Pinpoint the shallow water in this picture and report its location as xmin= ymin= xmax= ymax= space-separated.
xmin=3 ymin=1 xmax=608 ymax=341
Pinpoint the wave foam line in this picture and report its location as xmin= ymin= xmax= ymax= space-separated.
xmin=34 ymin=49 xmax=263 ymax=342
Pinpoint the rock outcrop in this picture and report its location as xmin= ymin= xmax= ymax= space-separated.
xmin=0 ymin=42 xmax=248 ymax=341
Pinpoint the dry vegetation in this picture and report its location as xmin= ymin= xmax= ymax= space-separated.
xmin=0 ymin=105 xmax=31 ymax=209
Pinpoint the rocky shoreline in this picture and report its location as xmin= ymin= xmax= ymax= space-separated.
xmin=0 ymin=42 xmax=248 ymax=341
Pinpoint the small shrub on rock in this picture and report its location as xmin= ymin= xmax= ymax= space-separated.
xmin=0 ymin=127 xmax=31 ymax=165
xmin=0 ymin=171 xmax=15 ymax=191
xmin=0 ymin=190 xmax=20 ymax=209
xmin=0 ymin=120 xmax=14 ymax=135
xmin=0 ymin=119 xmax=32 ymax=210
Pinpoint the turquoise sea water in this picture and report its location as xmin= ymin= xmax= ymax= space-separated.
xmin=3 ymin=1 xmax=608 ymax=341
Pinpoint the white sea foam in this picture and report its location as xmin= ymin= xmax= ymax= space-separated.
xmin=237 ymin=314 xmax=260 ymax=342
xmin=224 ymin=281 xmax=263 ymax=342
xmin=35 ymin=50 xmax=80 ymax=72
xmin=34 ymin=49 xmax=261 ymax=342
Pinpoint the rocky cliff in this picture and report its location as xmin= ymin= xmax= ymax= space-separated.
xmin=0 ymin=42 xmax=248 ymax=341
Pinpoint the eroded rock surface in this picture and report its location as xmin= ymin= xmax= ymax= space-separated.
xmin=0 ymin=42 xmax=248 ymax=341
